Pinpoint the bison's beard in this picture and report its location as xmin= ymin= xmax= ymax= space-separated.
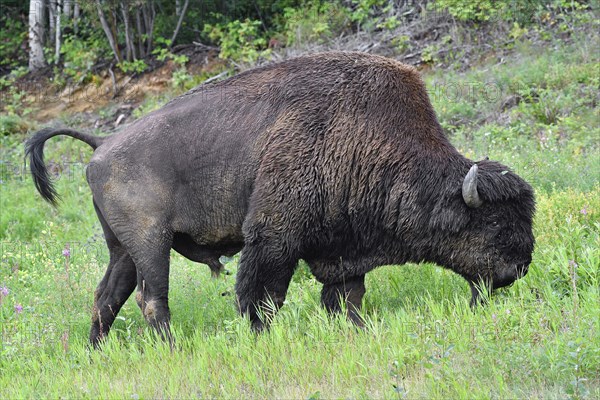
xmin=468 ymin=262 xmax=529 ymax=307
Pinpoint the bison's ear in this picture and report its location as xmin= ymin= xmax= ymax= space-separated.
xmin=430 ymin=188 xmax=470 ymax=233
xmin=475 ymin=160 xmax=534 ymax=203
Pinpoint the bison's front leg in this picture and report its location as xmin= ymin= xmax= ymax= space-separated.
xmin=321 ymin=275 xmax=366 ymax=326
xmin=235 ymin=239 xmax=296 ymax=331
xmin=468 ymin=279 xmax=492 ymax=308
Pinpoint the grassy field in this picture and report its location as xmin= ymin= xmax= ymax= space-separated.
xmin=1 ymin=30 xmax=599 ymax=398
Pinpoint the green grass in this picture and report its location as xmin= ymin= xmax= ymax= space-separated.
xmin=1 ymin=28 xmax=599 ymax=399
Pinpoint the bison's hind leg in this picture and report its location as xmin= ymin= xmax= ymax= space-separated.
xmin=95 ymin=195 xmax=175 ymax=345
xmin=123 ymin=230 xmax=173 ymax=344
xmin=90 ymin=202 xmax=137 ymax=347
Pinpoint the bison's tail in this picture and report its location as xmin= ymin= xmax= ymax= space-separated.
xmin=25 ymin=127 xmax=106 ymax=206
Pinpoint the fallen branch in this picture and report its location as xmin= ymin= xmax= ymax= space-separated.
xmin=192 ymin=41 xmax=220 ymax=52
xmin=202 ymin=70 xmax=229 ymax=85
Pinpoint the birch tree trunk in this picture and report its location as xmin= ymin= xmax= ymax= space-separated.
xmin=55 ymin=0 xmax=62 ymax=63
xmin=74 ymin=1 xmax=80 ymax=35
xmin=64 ymin=0 xmax=72 ymax=17
xmin=29 ymin=0 xmax=47 ymax=71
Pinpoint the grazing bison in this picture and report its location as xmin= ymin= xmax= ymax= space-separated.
xmin=26 ymin=52 xmax=535 ymax=345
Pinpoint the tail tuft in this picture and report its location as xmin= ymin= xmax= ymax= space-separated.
xmin=25 ymin=128 xmax=60 ymax=205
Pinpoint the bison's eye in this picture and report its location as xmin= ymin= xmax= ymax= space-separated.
xmin=490 ymin=220 xmax=499 ymax=228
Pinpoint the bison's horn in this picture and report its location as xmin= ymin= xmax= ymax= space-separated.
xmin=462 ymin=164 xmax=483 ymax=208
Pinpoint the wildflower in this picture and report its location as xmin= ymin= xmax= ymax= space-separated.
xmin=0 ymin=286 xmax=8 ymax=305
xmin=14 ymin=303 xmax=23 ymax=314
xmin=569 ymin=259 xmax=578 ymax=269
xmin=580 ymin=206 xmax=588 ymax=216
xmin=62 ymin=246 xmax=70 ymax=258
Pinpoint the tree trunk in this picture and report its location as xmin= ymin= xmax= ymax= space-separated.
xmin=55 ymin=0 xmax=62 ymax=63
xmin=121 ymin=0 xmax=137 ymax=61
xmin=135 ymin=8 xmax=145 ymax=58
xmin=175 ymin=0 xmax=181 ymax=16
xmin=48 ymin=0 xmax=56 ymax=42
xmin=73 ymin=1 xmax=80 ymax=35
xmin=142 ymin=1 xmax=156 ymax=55
xmin=96 ymin=0 xmax=122 ymax=63
xmin=29 ymin=0 xmax=47 ymax=71
xmin=64 ymin=0 xmax=72 ymax=17
xmin=170 ymin=0 xmax=189 ymax=47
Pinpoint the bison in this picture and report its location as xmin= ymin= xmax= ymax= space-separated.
xmin=26 ymin=52 xmax=535 ymax=346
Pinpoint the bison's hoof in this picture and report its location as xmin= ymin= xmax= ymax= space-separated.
xmin=251 ymin=318 xmax=265 ymax=333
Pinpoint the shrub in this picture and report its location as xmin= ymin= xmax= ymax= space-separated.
xmin=282 ymin=1 xmax=350 ymax=45
xmin=0 ymin=114 xmax=30 ymax=136
xmin=204 ymin=19 xmax=271 ymax=64
xmin=0 ymin=15 xmax=27 ymax=68
xmin=59 ymin=32 xmax=110 ymax=84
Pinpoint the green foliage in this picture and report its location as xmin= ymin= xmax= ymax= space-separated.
xmin=0 ymin=66 xmax=27 ymax=91
xmin=431 ymin=0 xmax=591 ymax=25
xmin=428 ymin=30 xmax=599 ymax=191
xmin=60 ymin=36 xmax=95 ymax=81
xmin=0 ymin=67 xmax=30 ymax=121
xmin=117 ymin=59 xmax=148 ymax=74
xmin=171 ymin=68 xmax=192 ymax=90
xmin=0 ymin=15 xmax=27 ymax=68
xmin=282 ymin=1 xmax=350 ymax=46
xmin=131 ymin=95 xmax=170 ymax=119
xmin=204 ymin=18 xmax=271 ymax=64
xmin=350 ymin=0 xmax=400 ymax=31
xmin=152 ymin=38 xmax=189 ymax=66
xmin=431 ymin=0 xmax=506 ymax=22
xmin=391 ymin=35 xmax=411 ymax=53
xmin=59 ymin=31 xmax=110 ymax=84
xmin=0 ymin=114 xmax=31 ymax=136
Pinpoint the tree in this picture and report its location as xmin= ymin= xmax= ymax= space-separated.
xmin=170 ymin=0 xmax=189 ymax=46
xmin=95 ymin=0 xmax=123 ymax=63
xmin=29 ymin=0 xmax=47 ymax=71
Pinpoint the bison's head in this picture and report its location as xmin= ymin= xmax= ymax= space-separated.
xmin=429 ymin=160 xmax=535 ymax=306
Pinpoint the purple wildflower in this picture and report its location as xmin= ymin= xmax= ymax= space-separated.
xmin=569 ymin=259 xmax=578 ymax=269
xmin=62 ymin=247 xmax=70 ymax=257
xmin=580 ymin=206 xmax=588 ymax=216
xmin=14 ymin=303 xmax=23 ymax=314
xmin=0 ymin=286 xmax=8 ymax=297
